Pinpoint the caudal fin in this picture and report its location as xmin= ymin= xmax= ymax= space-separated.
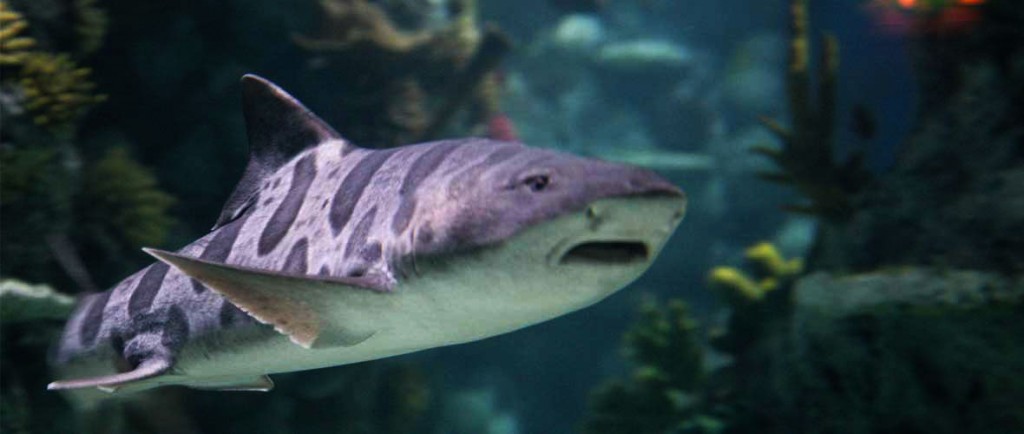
xmin=48 ymin=357 xmax=172 ymax=393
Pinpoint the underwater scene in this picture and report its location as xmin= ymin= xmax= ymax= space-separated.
xmin=1 ymin=0 xmax=1023 ymax=433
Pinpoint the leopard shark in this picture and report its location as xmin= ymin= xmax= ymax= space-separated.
xmin=48 ymin=74 xmax=686 ymax=400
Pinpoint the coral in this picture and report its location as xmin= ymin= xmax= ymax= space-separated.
xmin=0 ymin=1 xmax=107 ymax=133
xmin=17 ymin=52 xmax=106 ymax=131
xmin=708 ymin=242 xmax=802 ymax=305
xmin=294 ymin=0 xmax=511 ymax=147
xmin=726 ymin=268 xmax=1024 ymax=434
xmin=753 ymin=0 xmax=868 ymax=221
xmin=0 ymin=279 xmax=75 ymax=324
xmin=809 ymin=0 xmax=1024 ymax=273
xmin=0 ymin=1 xmax=35 ymax=65
xmin=582 ymin=299 xmax=717 ymax=434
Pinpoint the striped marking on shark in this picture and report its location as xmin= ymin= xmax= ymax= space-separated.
xmin=48 ymin=74 xmax=686 ymax=397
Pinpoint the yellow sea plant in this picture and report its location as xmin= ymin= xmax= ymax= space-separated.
xmin=708 ymin=242 xmax=803 ymax=304
xmin=0 ymin=1 xmax=36 ymax=65
xmin=18 ymin=52 xmax=107 ymax=129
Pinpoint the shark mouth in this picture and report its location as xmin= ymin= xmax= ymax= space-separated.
xmin=558 ymin=241 xmax=650 ymax=265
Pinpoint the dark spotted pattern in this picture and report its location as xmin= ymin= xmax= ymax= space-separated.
xmin=417 ymin=225 xmax=434 ymax=244
xmin=202 ymin=212 xmax=250 ymax=261
xmin=391 ymin=141 xmax=462 ymax=234
xmin=78 ymin=290 xmax=112 ymax=346
xmin=219 ymin=301 xmax=249 ymax=328
xmin=329 ymin=149 xmax=398 ymax=235
xmin=344 ymin=207 xmax=378 ymax=258
xmin=162 ymin=306 xmax=191 ymax=351
xmin=190 ymin=279 xmax=208 ymax=295
xmin=283 ymin=238 xmax=309 ymax=274
xmin=361 ymin=242 xmax=382 ymax=262
xmin=194 ymin=212 xmax=252 ymax=293
xmin=259 ymin=154 xmax=318 ymax=256
xmin=128 ymin=262 xmax=170 ymax=317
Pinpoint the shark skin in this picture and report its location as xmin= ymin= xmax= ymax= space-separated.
xmin=48 ymin=74 xmax=687 ymax=398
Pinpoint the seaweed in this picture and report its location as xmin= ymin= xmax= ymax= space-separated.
xmin=0 ymin=1 xmax=35 ymax=66
xmin=753 ymin=0 xmax=869 ymax=221
xmin=72 ymin=0 xmax=108 ymax=56
xmin=74 ymin=147 xmax=176 ymax=278
xmin=582 ymin=298 xmax=720 ymax=434
xmin=17 ymin=52 xmax=107 ymax=131
xmin=583 ymin=243 xmax=805 ymax=434
xmin=0 ymin=1 xmax=106 ymax=133
xmin=0 ymin=1 xmax=173 ymax=287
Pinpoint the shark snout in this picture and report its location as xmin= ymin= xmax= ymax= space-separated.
xmin=622 ymin=166 xmax=686 ymax=199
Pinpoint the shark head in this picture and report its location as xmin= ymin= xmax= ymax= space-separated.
xmin=143 ymin=75 xmax=687 ymax=355
xmin=405 ymin=143 xmax=686 ymax=335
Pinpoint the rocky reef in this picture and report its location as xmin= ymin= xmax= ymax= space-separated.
xmin=293 ymin=0 xmax=512 ymax=147
xmin=583 ymin=0 xmax=1024 ymax=433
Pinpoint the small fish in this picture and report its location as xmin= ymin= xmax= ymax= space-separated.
xmin=48 ymin=75 xmax=686 ymax=400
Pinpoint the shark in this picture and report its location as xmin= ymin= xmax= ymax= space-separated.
xmin=48 ymin=74 xmax=686 ymax=399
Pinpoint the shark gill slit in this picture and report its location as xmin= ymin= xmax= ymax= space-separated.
xmin=258 ymin=153 xmax=318 ymax=256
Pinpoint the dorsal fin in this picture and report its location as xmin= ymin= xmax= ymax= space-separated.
xmin=213 ymin=74 xmax=343 ymax=230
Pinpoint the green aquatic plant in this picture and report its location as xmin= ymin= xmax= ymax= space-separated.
xmin=582 ymin=243 xmax=804 ymax=434
xmin=583 ymin=299 xmax=720 ymax=434
xmin=73 ymin=0 xmax=109 ymax=55
xmin=18 ymin=52 xmax=107 ymax=131
xmin=0 ymin=1 xmax=36 ymax=66
xmin=0 ymin=1 xmax=107 ymax=132
xmin=753 ymin=0 xmax=868 ymax=221
xmin=77 ymin=146 xmax=176 ymax=255
xmin=0 ymin=147 xmax=74 ymax=283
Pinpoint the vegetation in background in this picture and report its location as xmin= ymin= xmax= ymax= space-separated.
xmin=753 ymin=0 xmax=869 ymax=221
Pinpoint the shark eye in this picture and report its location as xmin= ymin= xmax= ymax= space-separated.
xmin=522 ymin=175 xmax=550 ymax=192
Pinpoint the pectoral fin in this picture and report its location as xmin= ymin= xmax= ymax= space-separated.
xmin=144 ymin=248 xmax=390 ymax=349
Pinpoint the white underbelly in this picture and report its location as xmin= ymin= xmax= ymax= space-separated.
xmin=175 ymin=264 xmax=613 ymax=383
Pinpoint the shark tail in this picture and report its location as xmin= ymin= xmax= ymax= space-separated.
xmin=48 ymin=357 xmax=172 ymax=393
